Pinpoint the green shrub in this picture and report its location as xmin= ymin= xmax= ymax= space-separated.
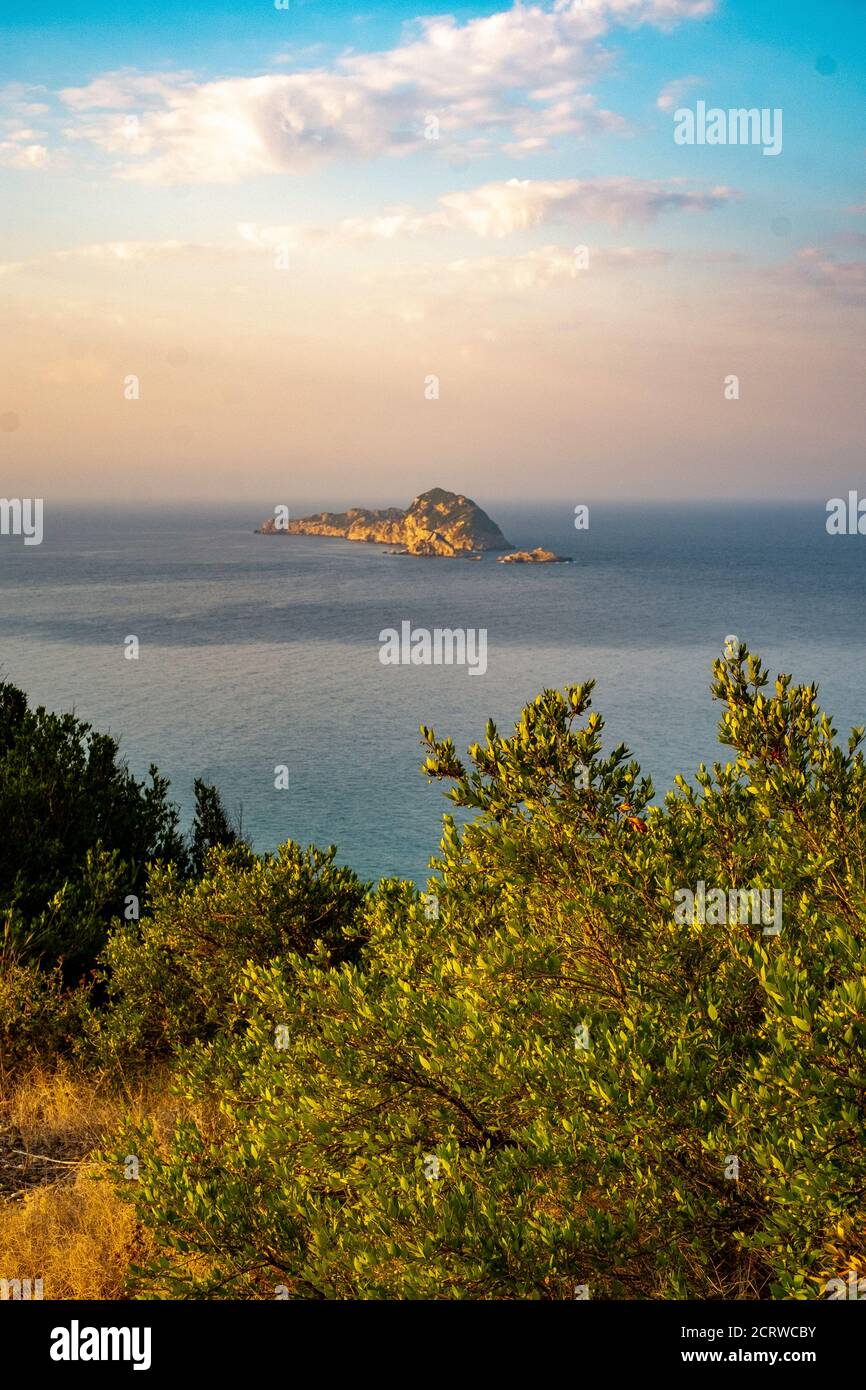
xmin=91 ymin=842 xmax=368 ymax=1065
xmin=0 ymin=952 xmax=90 ymax=1079
xmin=0 ymin=682 xmax=186 ymax=974
xmin=113 ymin=648 xmax=866 ymax=1300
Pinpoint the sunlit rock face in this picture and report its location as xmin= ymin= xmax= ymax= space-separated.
xmin=257 ymin=487 xmax=512 ymax=557
xmin=497 ymin=547 xmax=573 ymax=563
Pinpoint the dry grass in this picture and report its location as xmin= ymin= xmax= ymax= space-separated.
xmin=0 ymin=1062 xmax=181 ymax=1299
xmin=7 ymin=1065 xmax=127 ymax=1154
xmin=0 ymin=1163 xmax=148 ymax=1299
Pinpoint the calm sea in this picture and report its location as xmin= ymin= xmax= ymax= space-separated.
xmin=0 ymin=501 xmax=862 ymax=884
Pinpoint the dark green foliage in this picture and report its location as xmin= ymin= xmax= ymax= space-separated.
xmin=190 ymin=779 xmax=242 ymax=878
xmin=0 ymin=681 xmax=186 ymax=973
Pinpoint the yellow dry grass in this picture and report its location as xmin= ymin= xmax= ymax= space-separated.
xmin=7 ymin=1065 xmax=125 ymax=1154
xmin=0 ymin=1062 xmax=179 ymax=1300
xmin=0 ymin=1164 xmax=146 ymax=1300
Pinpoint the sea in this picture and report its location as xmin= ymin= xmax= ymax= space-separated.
xmin=0 ymin=500 xmax=862 ymax=886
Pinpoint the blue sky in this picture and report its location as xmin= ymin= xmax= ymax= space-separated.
xmin=1 ymin=1 xmax=863 ymax=257
xmin=0 ymin=0 xmax=864 ymax=502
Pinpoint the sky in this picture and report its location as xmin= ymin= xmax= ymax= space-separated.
xmin=0 ymin=0 xmax=864 ymax=504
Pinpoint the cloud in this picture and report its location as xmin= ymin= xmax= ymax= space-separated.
xmin=778 ymin=247 xmax=866 ymax=302
xmin=656 ymin=75 xmax=703 ymax=110
xmin=0 ymin=171 xmax=733 ymax=282
xmin=0 ymin=140 xmax=50 ymax=169
xmin=415 ymin=242 xmax=672 ymax=292
xmin=0 ymin=238 xmax=246 ymax=275
xmin=52 ymin=239 xmax=221 ymax=263
xmin=59 ymin=70 xmax=196 ymax=112
xmin=239 ymin=175 xmax=736 ymax=250
xmin=431 ymin=175 xmax=734 ymax=234
xmin=54 ymin=0 xmax=716 ymax=182
xmin=0 ymin=82 xmax=51 ymax=117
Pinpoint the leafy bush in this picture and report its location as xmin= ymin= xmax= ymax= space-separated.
xmin=0 ymin=952 xmax=90 ymax=1079
xmin=113 ymin=648 xmax=866 ymax=1299
xmin=0 ymin=678 xmax=253 ymax=986
xmin=0 ymin=682 xmax=186 ymax=973
xmin=91 ymin=843 xmax=368 ymax=1065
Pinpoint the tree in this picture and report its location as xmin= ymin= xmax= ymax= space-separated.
xmin=0 ymin=681 xmax=186 ymax=973
xmin=112 ymin=648 xmax=865 ymax=1299
xmin=190 ymin=779 xmax=241 ymax=879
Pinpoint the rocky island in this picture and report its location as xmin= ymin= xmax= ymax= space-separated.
xmin=257 ymin=487 xmax=512 ymax=558
xmin=257 ymin=488 xmax=573 ymax=562
xmin=498 ymin=547 xmax=573 ymax=564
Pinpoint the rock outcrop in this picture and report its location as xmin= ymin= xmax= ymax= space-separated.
xmin=257 ymin=487 xmax=511 ymax=557
xmin=498 ymin=547 xmax=573 ymax=564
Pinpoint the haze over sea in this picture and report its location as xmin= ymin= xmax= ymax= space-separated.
xmin=1 ymin=500 xmax=862 ymax=885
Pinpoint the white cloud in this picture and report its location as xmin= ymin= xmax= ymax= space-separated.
xmin=54 ymin=1 xmax=716 ymax=183
xmin=239 ymin=175 xmax=736 ymax=248
xmin=433 ymin=242 xmax=672 ymax=291
xmin=0 ymin=141 xmax=50 ymax=169
xmin=0 ymin=238 xmax=246 ymax=275
xmin=0 ymin=82 xmax=51 ymax=116
xmin=0 ymin=171 xmax=732 ymax=281
xmin=433 ymin=175 xmax=734 ymax=234
xmin=656 ymin=75 xmax=703 ymax=110
xmin=53 ymin=239 xmax=227 ymax=263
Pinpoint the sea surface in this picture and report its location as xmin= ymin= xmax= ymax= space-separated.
xmin=0 ymin=501 xmax=863 ymax=885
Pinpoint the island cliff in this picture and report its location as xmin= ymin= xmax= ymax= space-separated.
xmin=257 ymin=487 xmax=512 ymax=557
xmin=498 ymin=547 xmax=573 ymax=564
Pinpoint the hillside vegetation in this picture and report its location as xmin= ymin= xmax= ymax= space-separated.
xmin=1 ymin=646 xmax=863 ymax=1299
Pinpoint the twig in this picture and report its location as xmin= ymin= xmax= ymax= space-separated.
xmin=10 ymin=1149 xmax=82 ymax=1166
